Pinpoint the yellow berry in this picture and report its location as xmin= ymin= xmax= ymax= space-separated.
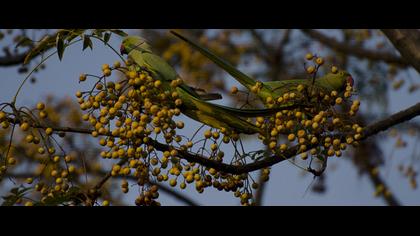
xmin=230 ymin=86 xmax=238 ymax=94
xmin=45 ymin=127 xmax=53 ymax=135
xmin=287 ymin=133 xmax=296 ymax=141
xmin=169 ymin=179 xmax=177 ymax=187
xmin=315 ymin=57 xmax=324 ymax=65
xmin=279 ymin=144 xmax=287 ymax=151
xmin=154 ymin=80 xmax=162 ymax=88
xmin=269 ymin=141 xmax=277 ymax=150
xmin=297 ymin=129 xmax=306 ymax=138
xmin=335 ymin=97 xmax=343 ymax=104
xmin=36 ymin=102 xmax=45 ymax=110
xmin=20 ymin=122 xmax=30 ymax=131
xmin=79 ymin=74 xmax=87 ymax=82
xmin=7 ymin=157 xmax=16 ymax=165
xmin=103 ymin=69 xmax=111 ymax=77
xmin=204 ymin=130 xmax=212 ymax=139
xmin=305 ymin=53 xmax=314 ymax=60
xmin=306 ymin=66 xmax=315 ymax=74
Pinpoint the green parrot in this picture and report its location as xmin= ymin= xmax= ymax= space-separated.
xmin=120 ymin=36 xmax=296 ymax=134
xmin=170 ymin=31 xmax=355 ymax=106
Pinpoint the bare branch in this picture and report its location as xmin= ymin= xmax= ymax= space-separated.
xmin=301 ymin=29 xmax=409 ymax=67
xmin=381 ymin=29 xmax=420 ymax=74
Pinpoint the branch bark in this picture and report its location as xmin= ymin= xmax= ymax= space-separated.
xmin=6 ymin=172 xmax=200 ymax=206
xmin=301 ymin=29 xmax=409 ymax=67
xmin=381 ymin=29 xmax=420 ymax=74
xmin=0 ymin=53 xmax=28 ymax=66
xmin=7 ymin=102 xmax=420 ymax=175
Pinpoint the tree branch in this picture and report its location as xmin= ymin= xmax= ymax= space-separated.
xmin=301 ymin=29 xmax=409 ymax=67
xmin=0 ymin=53 xmax=28 ymax=67
xmin=381 ymin=29 xmax=420 ymax=74
xmin=7 ymin=102 xmax=420 ymax=175
xmin=6 ymin=171 xmax=200 ymax=206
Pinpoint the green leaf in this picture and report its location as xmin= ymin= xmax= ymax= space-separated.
xmin=83 ymin=36 xmax=93 ymax=51
xmin=15 ymin=36 xmax=33 ymax=48
xmin=1 ymin=186 xmax=31 ymax=206
xmin=56 ymin=33 xmax=65 ymax=61
xmin=23 ymin=35 xmax=55 ymax=65
xmin=66 ymin=29 xmax=87 ymax=43
xmin=93 ymin=29 xmax=104 ymax=38
xmin=109 ymin=29 xmax=128 ymax=37
xmin=103 ymin=32 xmax=111 ymax=44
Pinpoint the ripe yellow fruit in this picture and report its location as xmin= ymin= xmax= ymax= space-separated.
xmin=103 ymin=69 xmax=111 ymax=77
xmin=286 ymin=120 xmax=294 ymax=129
xmin=175 ymin=99 xmax=183 ymax=106
xmin=297 ymin=129 xmax=306 ymax=138
xmin=306 ymin=66 xmax=315 ymax=74
xmin=269 ymin=141 xmax=277 ymax=150
xmin=230 ymin=86 xmax=239 ymax=94
xmin=315 ymin=57 xmax=324 ymax=65
xmin=1 ymin=121 xmax=9 ymax=129
xmin=287 ymin=133 xmax=296 ymax=141
xmin=20 ymin=122 xmax=30 ymax=131
xmin=170 ymin=149 xmax=178 ymax=157
xmin=26 ymin=178 xmax=33 ymax=184
xmin=79 ymin=74 xmax=87 ymax=82
xmin=305 ymin=53 xmax=314 ymax=60
xmin=204 ymin=130 xmax=212 ymax=139
xmin=39 ymin=110 xmax=48 ymax=119
xmin=154 ymin=80 xmax=162 ymax=88
xmin=335 ymin=97 xmax=343 ymax=104
xmin=45 ymin=127 xmax=53 ymax=135
xmin=0 ymin=111 xmax=6 ymax=121
xmin=36 ymin=102 xmax=45 ymax=110
xmin=169 ymin=179 xmax=177 ymax=187
xmin=53 ymin=155 xmax=60 ymax=162
xmin=297 ymin=84 xmax=304 ymax=92
xmin=25 ymin=134 xmax=34 ymax=143
xmin=176 ymin=121 xmax=184 ymax=129
xmin=7 ymin=157 xmax=16 ymax=165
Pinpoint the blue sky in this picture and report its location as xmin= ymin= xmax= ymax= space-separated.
xmin=0 ymin=30 xmax=419 ymax=205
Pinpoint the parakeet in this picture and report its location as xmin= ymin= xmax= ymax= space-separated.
xmin=170 ymin=31 xmax=355 ymax=106
xmin=120 ymin=36 xmax=290 ymax=134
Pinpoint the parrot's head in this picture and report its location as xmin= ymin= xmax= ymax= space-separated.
xmin=323 ymin=70 xmax=354 ymax=91
xmin=120 ymin=36 xmax=153 ymax=55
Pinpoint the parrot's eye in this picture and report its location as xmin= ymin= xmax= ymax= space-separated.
xmin=347 ymin=76 xmax=354 ymax=86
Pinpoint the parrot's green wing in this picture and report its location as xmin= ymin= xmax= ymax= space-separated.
xmin=170 ymin=30 xmax=265 ymax=91
xmin=129 ymin=50 xmax=204 ymax=98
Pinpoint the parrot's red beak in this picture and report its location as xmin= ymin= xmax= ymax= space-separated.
xmin=347 ymin=76 xmax=354 ymax=87
xmin=120 ymin=44 xmax=127 ymax=55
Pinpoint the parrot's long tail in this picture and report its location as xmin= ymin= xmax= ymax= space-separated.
xmin=178 ymin=88 xmax=263 ymax=134
xmin=171 ymin=30 xmax=257 ymax=91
